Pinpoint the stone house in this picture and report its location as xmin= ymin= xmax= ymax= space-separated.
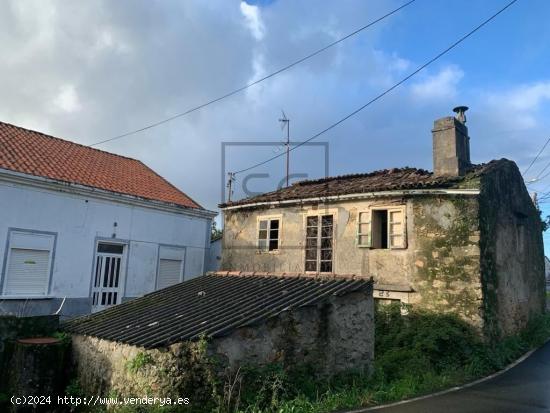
xmin=64 ymin=273 xmax=374 ymax=398
xmin=220 ymin=108 xmax=546 ymax=339
xmin=0 ymin=121 xmax=216 ymax=318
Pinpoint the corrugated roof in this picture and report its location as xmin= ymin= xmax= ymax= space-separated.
xmin=0 ymin=121 xmax=202 ymax=209
xmin=220 ymin=160 xmax=509 ymax=209
xmin=63 ymin=273 xmax=372 ymax=349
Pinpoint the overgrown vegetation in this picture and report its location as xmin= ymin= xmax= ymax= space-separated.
xmin=220 ymin=305 xmax=550 ymax=413
xmin=126 ymin=352 xmax=154 ymax=374
xmin=75 ymin=306 xmax=550 ymax=413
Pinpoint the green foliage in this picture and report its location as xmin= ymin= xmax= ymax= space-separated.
xmin=224 ymin=305 xmax=550 ymax=413
xmin=211 ymin=221 xmax=223 ymax=241
xmin=53 ymin=331 xmax=72 ymax=345
xmin=0 ymin=393 xmax=8 ymax=402
xmin=126 ymin=352 xmax=154 ymax=374
xmin=65 ymin=379 xmax=84 ymax=397
xmin=74 ymin=307 xmax=550 ymax=413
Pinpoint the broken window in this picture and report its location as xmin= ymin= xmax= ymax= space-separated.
xmin=305 ymin=214 xmax=333 ymax=273
xmin=357 ymin=207 xmax=406 ymax=249
xmin=258 ymin=218 xmax=280 ymax=251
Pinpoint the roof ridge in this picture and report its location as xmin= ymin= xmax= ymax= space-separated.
xmin=206 ymin=271 xmax=373 ymax=281
xmin=137 ymin=159 xmax=203 ymax=209
xmin=0 ymin=120 xmax=141 ymax=163
xmin=0 ymin=120 xmax=205 ymax=210
xmin=294 ymin=166 xmax=430 ymax=187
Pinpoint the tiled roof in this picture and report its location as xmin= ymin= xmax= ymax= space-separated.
xmin=0 ymin=121 xmax=202 ymax=209
xmin=63 ymin=272 xmax=373 ymax=349
xmin=220 ymin=160 xmax=509 ymax=209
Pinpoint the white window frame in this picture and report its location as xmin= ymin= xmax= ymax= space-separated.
xmin=304 ymin=209 xmax=336 ymax=274
xmin=357 ymin=206 xmax=407 ymax=249
xmin=1 ymin=229 xmax=57 ymax=298
xmin=257 ymin=215 xmax=282 ymax=253
xmin=156 ymin=245 xmax=186 ymax=290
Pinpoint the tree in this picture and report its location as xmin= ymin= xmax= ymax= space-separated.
xmin=211 ymin=220 xmax=223 ymax=240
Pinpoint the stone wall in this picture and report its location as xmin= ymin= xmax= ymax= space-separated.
xmin=222 ymin=199 xmax=418 ymax=281
xmin=222 ymin=195 xmax=483 ymax=327
xmin=411 ymin=195 xmax=483 ymax=328
xmin=209 ymin=291 xmax=373 ymax=376
xmin=70 ymin=290 xmax=373 ymax=404
xmin=222 ymin=161 xmax=545 ymax=339
xmin=478 ymin=160 xmax=545 ymax=338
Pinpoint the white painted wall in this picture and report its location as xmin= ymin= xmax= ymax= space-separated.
xmin=0 ymin=178 xmax=213 ymax=315
xmin=206 ymin=238 xmax=222 ymax=272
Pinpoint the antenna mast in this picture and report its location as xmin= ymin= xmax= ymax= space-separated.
xmin=279 ymin=111 xmax=290 ymax=187
xmin=226 ymin=172 xmax=235 ymax=202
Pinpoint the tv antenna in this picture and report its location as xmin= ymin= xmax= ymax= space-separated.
xmin=226 ymin=172 xmax=235 ymax=202
xmin=279 ymin=110 xmax=290 ymax=187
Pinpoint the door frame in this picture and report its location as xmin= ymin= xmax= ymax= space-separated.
xmin=88 ymin=237 xmax=129 ymax=312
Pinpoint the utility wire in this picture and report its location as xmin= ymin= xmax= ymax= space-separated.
xmin=523 ymin=136 xmax=550 ymax=176
xmin=89 ymin=0 xmax=416 ymax=147
xmin=528 ymin=137 xmax=550 ymax=180
xmin=234 ymin=0 xmax=519 ymax=175
xmin=533 ymin=164 xmax=550 ymax=184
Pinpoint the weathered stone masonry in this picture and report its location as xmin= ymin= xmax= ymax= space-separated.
xmin=69 ymin=283 xmax=374 ymax=400
xmin=221 ymin=160 xmax=545 ymax=339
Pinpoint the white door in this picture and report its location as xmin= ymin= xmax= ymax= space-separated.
xmin=91 ymin=243 xmax=125 ymax=312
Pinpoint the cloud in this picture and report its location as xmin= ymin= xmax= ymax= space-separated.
xmin=6 ymin=0 xmax=547 ymax=219
xmin=52 ymin=84 xmax=82 ymax=113
xmin=481 ymin=81 xmax=550 ymax=130
xmin=411 ymin=65 xmax=464 ymax=101
xmin=503 ymin=82 xmax=550 ymax=112
xmin=240 ymin=2 xmax=265 ymax=41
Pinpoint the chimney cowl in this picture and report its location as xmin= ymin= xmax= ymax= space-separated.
xmin=453 ymin=105 xmax=469 ymax=123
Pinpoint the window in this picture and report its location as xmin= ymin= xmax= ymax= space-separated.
xmin=357 ymin=207 xmax=406 ymax=249
xmin=305 ymin=215 xmax=333 ymax=273
xmin=156 ymin=246 xmax=185 ymax=290
xmin=258 ymin=218 xmax=280 ymax=252
xmin=2 ymin=230 xmax=56 ymax=296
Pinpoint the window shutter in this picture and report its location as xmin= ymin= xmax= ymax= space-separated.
xmin=5 ymin=249 xmax=50 ymax=295
xmin=157 ymin=259 xmax=182 ymax=290
xmin=389 ymin=208 xmax=407 ymax=249
xmin=357 ymin=211 xmax=371 ymax=247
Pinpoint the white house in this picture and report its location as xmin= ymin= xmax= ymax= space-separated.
xmin=205 ymin=234 xmax=222 ymax=272
xmin=0 ymin=121 xmax=216 ymax=318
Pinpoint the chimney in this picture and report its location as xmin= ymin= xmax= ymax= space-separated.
xmin=432 ymin=106 xmax=471 ymax=176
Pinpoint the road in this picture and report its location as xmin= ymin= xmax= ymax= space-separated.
xmin=365 ymin=340 xmax=550 ymax=413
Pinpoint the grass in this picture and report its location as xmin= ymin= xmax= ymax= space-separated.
xmin=225 ymin=305 xmax=550 ymax=413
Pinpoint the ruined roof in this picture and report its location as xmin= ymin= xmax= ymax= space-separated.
xmin=63 ymin=272 xmax=372 ymax=349
xmin=0 ymin=121 xmax=202 ymax=209
xmin=220 ymin=160 xmax=510 ymax=209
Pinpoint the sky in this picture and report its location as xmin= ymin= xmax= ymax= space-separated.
xmin=1 ymin=0 xmax=550 ymax=251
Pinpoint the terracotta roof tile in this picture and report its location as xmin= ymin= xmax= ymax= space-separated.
xmin=0 ymin=121 xmax=202 ymax=209
xmin=220 ymin=160 xmax=509 ymax=209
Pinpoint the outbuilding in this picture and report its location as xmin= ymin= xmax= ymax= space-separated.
xmin=64 ymin=272 xmax=374 ymax=399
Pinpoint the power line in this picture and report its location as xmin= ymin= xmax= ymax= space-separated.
xmin=528 ymin=137 xmax=550 ymax=180
xmin=523 ymin=136 xmax=550 ymax=176
xmin=89 ymin=0 xmax=417 ymax=147
xmin=234 ymin=0 xmax=519 ymax=175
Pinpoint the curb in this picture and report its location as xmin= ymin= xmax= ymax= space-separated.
xmin=344 ymin=339 xmax=549 ymax=412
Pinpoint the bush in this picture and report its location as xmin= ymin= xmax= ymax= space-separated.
xmin=227 ymin=305 xmax=550 ymax=413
